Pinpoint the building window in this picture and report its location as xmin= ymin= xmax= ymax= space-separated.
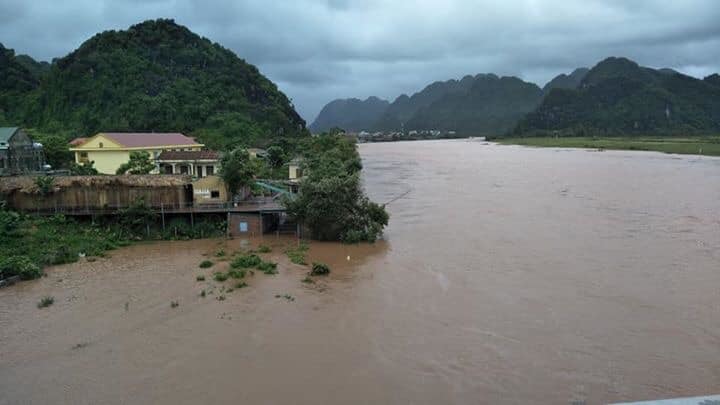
xmin=239 ymin=222 xmax=248 ymax=232
xmin=211 ymin=190 xmax=220 ymax=198
xmin=179 ymin=165 xmax=189 ymax=174
xmin=99 ymin=142 xmax=104 ymax=148
xmin=0 ymin=158 xmax=5 ymax=169
xmin=206 ymin=165 xmax=214 ymax=176
xmin=79 ymin=152 xmax=89 ymax=163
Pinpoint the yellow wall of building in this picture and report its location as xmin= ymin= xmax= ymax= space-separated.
xmin=192 ymin=175 xmax=228 ymax=203
xmin=71 ymin=132 xmax=204 ymax=174
xmin=76 ymin=150 xmax=131 ymax=174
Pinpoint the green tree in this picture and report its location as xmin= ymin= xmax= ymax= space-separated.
xmin=266 ymin=145 xmax=285 ymax=168
xmin=116 ymin=151 xmax=156 ymax=175
xmin=219 ymin=148 xmax=255 ymax=198
xmin=284 ymin=135 xmax=388 ymax=242
xmin=69 ymin=161 xmax=99 ymax=175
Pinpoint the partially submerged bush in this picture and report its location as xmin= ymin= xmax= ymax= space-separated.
xmin=37 ymin=296 xmax=54 ymax=308
xmin=285 ymin=243 xmax=308 ymax=265
xmin=213 ymin=272 xmax=229 ymax=282
xmin=0 ymin=256 xmax=43 ymax=280
xmin=231 ymin=254 xmax=261 ymax=269
xmin=228 ymin=269 xmax=246 ymax=279
xmin=257 ymin=261 xmax=278 ymax=275
xmin=196 ymin=275 xmax=206 ymax=281
xmin=311 ymin=262 xmax=330 ymax=276
xmin=257 ymin=245 xmax=272 ymax=253
xmin=235 ymin=281 xmax=248 ymax=289
xmin=199 ymin=260 xmax=214 ymax=268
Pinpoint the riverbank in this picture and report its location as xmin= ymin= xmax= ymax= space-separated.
xmin=495 ymin=136 xmax=720 ymax=156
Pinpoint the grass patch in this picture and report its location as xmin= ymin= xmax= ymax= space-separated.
xmin=215 ymin=248 xmax=226 ymax=257
xmin=231 ymin=254 xmax=262 ymax=269
xmin=199 ymin=260 xmax=214 ymax=268
xmin=37 ymin=296 xmax=54 ymax=308
xmin=228 ymin=269 xmax=246 ymax=279
xmin=257 ymin=244 xmax=272 ymax=253
xmin=213 ymin=272 xmax=229 ymax=282
xmin=496 ymin=136 xmax=720 ymax=156
xmin=311 ymin=262 xmax=330 ymax=276
xmin=285 ymin=242 xmax=309 ymax=265
xmin=235 ymin=281 xmax=248 ymax=289
xmin=196 ymin=275 xmax=205 ymax=281
xmin=301 ymin=276 xmax=315 ymax=284
xmin=257 ymin=261 xmax=278 ymax=275
xmin=275 ymin=294 xmax=295 ymax=302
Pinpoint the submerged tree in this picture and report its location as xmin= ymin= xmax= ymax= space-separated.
xmin=284 ymin=134 xmax=388 ymax=243
xmin=218 ymin=148 xmax=255 ymax=198
xmin=116 ymin=151 xmax=156 ymax=175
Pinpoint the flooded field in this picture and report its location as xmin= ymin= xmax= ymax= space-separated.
xmin=2 ymin=140 xmax=719 ymax=404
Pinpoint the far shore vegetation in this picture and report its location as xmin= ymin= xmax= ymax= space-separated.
xmin=493 ymin=136 xmax=720 ymax=156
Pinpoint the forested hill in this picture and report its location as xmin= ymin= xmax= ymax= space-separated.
xmin=0 ymin=19 xmax=307 ymax=149
xmin=0 ymin=43 xmax=39 ymax=123
xmin=404 ymin=75 xmax=543 ymax=135
xmin=514 ymin=57 xmax=720 ymax=136
xmin=309 ymin=96 xmax=389 ymax=133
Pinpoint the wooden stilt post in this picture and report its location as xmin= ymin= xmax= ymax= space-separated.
xmin=161 ymin=203 xmax=165 ymax=232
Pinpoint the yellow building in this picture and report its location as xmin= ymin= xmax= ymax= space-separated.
xmin=69 ymin=132 xmax=203 ymax=174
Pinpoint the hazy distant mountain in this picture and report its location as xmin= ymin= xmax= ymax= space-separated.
xmin=515 ymin=57 xmax=720 ymax=136
xmin=309 ymin=96 xmax=389 ymax=132
xmin=373 ymin=75 xmax=476 ymax=131
xmin=405 ymin=74 xmax=544 ymax=135
xmin=705 ymin=73 xmax=720 ymax=87
xmin=543 ymin=68 xmax=589 ymax=92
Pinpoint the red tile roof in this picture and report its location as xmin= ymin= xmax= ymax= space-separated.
xmin=69 ymin=137 xmax=88 ymax=146
xmin=101 ymin=132 xmax=200 ymax=148
xmin=157 ymin=150 xmax=220 ymax=161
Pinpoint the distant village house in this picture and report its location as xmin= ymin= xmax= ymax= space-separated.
xmin=156 ymin=150 xmax=220 ymax=177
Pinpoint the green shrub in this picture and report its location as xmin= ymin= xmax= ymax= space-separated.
xmin=213 ymin=272 xmax=228 ymax=282
xmin=0 ymin=256 xmax=43 ymax=280
xmin=257 ymin=261 xmax=278 ymax=275
xmin=257 ymin=244 xmax=272 ymax=253
xmin=235 ymin=281 xmax=248 ymax=289
xmin=311 ymin=262 xmax=330 ymax=276
xmin=285 ymin=243 xmax=308 ymax=265
xmin=231 ymin=254 xmax=261 ymax=268
xmin=228 ymin=269 xmax=246 ymax=279
xmin=37 ymin=296 xmax=55 ymax=308
xmin=199 ymin=260 xmax=214 ymax=268
xmin=215 ymin=248 xmax=226 ymax=257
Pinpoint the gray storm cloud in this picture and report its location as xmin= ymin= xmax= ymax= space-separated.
xmin=1 ymin=0 xmax=719 ymax=121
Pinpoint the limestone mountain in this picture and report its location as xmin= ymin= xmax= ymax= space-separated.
xmin=514 ymin=57 xmax=720 ymax=136
xmin=0 ymin=19 xmax=307 ymax=148
xmin=543 ymin=68 xmax=589 ymax=92
xmin=405 ymin=74 xmax=544 ymax=135
xmin=309 ymin=96 xmax=389 ymax=133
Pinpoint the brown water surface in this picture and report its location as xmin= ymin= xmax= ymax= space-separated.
xmin=1 ymin=140 xmax=719 ymax=404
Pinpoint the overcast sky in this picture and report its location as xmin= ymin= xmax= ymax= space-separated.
xmin=1 ymin=0 xmax=719 ymax=123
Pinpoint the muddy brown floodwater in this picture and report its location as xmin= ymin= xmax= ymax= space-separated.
xmin=2 ymin=140 xmax=720 ymax=404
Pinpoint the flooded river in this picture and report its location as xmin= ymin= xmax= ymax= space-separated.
xmin=1 ymin=140 xmax=719 ymax=404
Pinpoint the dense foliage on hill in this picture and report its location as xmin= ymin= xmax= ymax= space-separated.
xmin=309 ymin=96 xmax=389 ymax=133
xmin=513 ymin=57 xmax=720 ymax=136
xmin=0 ymin=19 xmax=307 ymax=151
xmin=0 ymin=44 xmax=39 ymax=124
